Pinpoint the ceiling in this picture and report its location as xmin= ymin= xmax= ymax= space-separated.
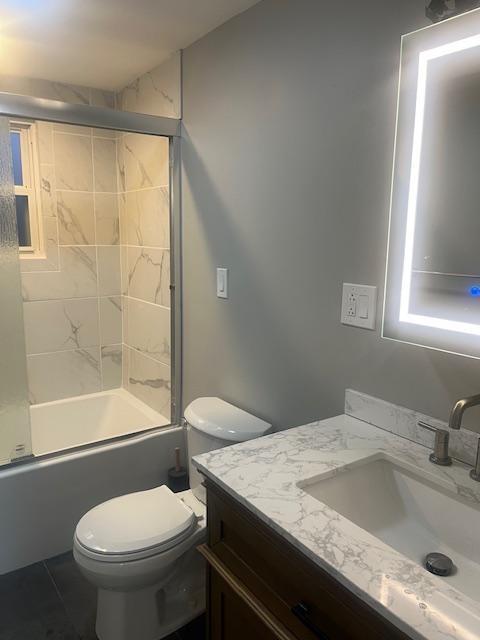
xmin=0 ymin=0 xmax=260 ymax=90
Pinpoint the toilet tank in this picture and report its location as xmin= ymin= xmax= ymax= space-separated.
xmin=184 ymin=397 xmax=271 ymax=503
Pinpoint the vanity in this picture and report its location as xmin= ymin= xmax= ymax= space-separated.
xmin=198 ymin=479 xmax=409 ymax=640
xmin=193 ymin=397 xmax=480 ymax=640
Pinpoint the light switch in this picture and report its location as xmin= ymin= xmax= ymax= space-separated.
xmin=216 ymin=268 xmax=228 ymax=299
xmin=341 ymin=283 xmax=377 ymax=330
xmin=358 ymin=295 xmax=369 ymax=319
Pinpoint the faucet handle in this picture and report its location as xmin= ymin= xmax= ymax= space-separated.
xmin=418 ymin=421 xmax=438 ymax=434
xmin=418 ymin=421 xmax=452 ymax=466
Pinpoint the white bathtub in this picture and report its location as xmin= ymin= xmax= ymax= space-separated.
xmin=0 ymin=392 xmax=183 ymax=575
xmin=31 ymin=388 xmax=170 ymax=456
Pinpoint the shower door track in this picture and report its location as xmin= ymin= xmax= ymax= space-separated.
xmin=0 ymin=92 xmax=180 ymax=136
xmin=0 ymin=92 xmax=183 ymax=452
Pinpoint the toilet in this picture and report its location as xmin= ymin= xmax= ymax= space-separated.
xmin=73 ymin=398 xmax=271 ymax=640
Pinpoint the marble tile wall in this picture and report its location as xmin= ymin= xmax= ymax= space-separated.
xmin=4 ymin=73 xmax=172 ymax=417
xmin=118 ymin=132 xmax=171 ymax=419
xmin=116 ymin=53 xmax=181 ymax=119
xmin=20 ymin=122 xmax=122 ymax=404
xmin=0 ymin=74 xmax=115 ymax=108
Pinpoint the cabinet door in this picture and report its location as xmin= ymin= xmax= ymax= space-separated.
xmin=210 ymin=570 xmax=280 ymax=640
xmin=199 ymin=544 xmax=297 ymax=640
xmin=206 ymin=483 xmax=410 ymax=640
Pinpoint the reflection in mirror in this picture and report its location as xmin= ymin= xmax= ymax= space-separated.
xmin=384 ymin=9 xmax=480 ymax=358
xmin=411 ymin=42 xmax=480 ymax=325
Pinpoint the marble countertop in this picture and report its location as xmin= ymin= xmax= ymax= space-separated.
xmin=193 ymin=415 xmax=480 ymax=640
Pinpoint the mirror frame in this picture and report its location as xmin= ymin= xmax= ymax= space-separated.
xmin=383 ymin=7 xmax=480 ymax=359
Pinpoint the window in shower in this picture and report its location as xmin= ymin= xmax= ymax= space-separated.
xmin=9 ymin=121 xmax=42 ymax=254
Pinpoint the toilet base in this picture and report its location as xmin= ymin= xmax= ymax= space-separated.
xmin=95 ymin=545 xmax=206 ymax=640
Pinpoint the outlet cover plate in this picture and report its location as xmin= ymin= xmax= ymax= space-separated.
xmin=341 ymin=283 xmax=377 ymax=330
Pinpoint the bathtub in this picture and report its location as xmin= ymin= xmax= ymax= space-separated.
xmin=0 ymin=391 xmax=184 ymax=574
xmin=31 ymin=388 xmax=170 ymax=456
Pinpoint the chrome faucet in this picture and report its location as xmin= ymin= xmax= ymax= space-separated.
xmin=449 ymin=394 xmax=480 ymax=482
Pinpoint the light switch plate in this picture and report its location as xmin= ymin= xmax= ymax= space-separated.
xmin=216 ymin=268 xmax=228 ymax=299
xmin=341 ymin=283 xmax=377 ymax=330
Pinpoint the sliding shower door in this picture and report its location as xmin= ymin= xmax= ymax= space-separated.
xmin=0 ymin=115 xmax=32 ymax=465
xmin=0 ymin=93 xmax=181 ymax=462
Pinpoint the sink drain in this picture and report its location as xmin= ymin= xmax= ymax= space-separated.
xmin=424 ymin=552 xmax=453 ymax=577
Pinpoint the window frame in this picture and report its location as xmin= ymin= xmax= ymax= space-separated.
xmin=9 ymin=119 xmax=43 ymax=256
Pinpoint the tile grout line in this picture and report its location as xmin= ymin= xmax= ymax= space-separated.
xmin=51 ymin=124 xmax=61 ymax=273
xmin=27 ymin=344 xmax=119 ymax=358
xmin=54 ymin=185 xmax=169 ymax=195
xmin=117 ymin=122 xmax=127 ymax=392
xmin=90 ymin=128 xmax=104 ymax=393
xmin=123 ymin=342 xmax=171 ymax=369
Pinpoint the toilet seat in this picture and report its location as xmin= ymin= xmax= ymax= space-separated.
xmin=75 ymin=485 xmax=197 ymax=563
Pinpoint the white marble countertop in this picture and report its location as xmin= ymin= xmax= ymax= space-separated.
xmin=193 ymin=415 xmax=480 ymax=640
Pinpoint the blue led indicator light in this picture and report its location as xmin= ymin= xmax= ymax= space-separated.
xmin=470 ymin=286 xmax=480 ymax=297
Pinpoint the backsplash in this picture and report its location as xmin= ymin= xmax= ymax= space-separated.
xmin=345 ymin=389 xmax=478 ymax=466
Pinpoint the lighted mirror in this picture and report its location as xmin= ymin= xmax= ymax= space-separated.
xmin=384 ymin=8 xmax=480 ymax=358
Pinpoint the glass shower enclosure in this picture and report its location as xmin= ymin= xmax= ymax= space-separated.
xmin=0 ymin=116 xmax=32 ymax=465
xmin=0 ymin=94 xmax=181 ymax=466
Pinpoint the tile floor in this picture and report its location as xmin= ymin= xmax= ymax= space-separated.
xmin=0 ymin=552 xmax=206 ymax=640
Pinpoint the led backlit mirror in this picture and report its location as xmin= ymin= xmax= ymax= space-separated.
xmin=384 ymin=8 xmax=480 ymax=358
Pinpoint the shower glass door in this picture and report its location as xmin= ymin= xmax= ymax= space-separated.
xmin=0 ymin=95 xmax=180 ymax=465
xmin=0 ymin=115 xmax=32 ymax=465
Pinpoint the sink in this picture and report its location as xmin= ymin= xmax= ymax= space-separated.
xmin=301 ymin=455 xmax=480 ymax=600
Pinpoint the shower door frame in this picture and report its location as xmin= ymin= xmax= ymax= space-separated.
xmin=0 ymin=92 xmax=183 ymax=440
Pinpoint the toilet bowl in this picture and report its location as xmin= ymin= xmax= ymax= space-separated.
xmin=74 ymin=487 xmax=206 ymax=640
xmin=74 ymin=397 xmax=271 ymax=640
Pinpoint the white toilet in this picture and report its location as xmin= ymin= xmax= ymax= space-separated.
xmin=73 ymin=398 xmax=271 ymax=640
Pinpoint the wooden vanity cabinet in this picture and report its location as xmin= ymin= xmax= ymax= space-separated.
xmin=200 ymin=480 xmax=411 ymax=640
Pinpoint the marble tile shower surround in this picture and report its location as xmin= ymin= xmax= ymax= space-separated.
xmin=345 ymin=389 xmax=479 ymax=468
xmin=20 ymin=124 xmax=172 ymax=414
xmin=194 ymin=416 xmax=480 ymax=640
xmin=20 ymin=121 xmax=122 ymax=404
xmin=2 ymin=71 xmax=174 ymax=415
xmin=116 ymin=53 xmax=181 ymax=119
xmin=118 ymin=130 xmax=171 ymax=419
xmin=113 ymin=55 xmax=178 ymax=419
xmin=0 ymin=74 xmax=115 ymax=109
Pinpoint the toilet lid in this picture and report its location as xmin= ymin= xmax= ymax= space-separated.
xmin=75 ymin=485 xmax=196 ymax=556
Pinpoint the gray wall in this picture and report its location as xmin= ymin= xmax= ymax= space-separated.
xmin=181 ymin=0 xmax=480 ymax=432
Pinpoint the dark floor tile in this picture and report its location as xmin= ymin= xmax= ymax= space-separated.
xmin=177 ymin=614 xmax=206 ymax=640
xmin=45 ymin=552 xmax=97 ymax=640
xmin=0 ymin=561 xmax=79 ymax=640
xmin=1 ymin=554 xmax=204 ymax=640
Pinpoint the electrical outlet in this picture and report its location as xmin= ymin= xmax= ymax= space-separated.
xmin=346 ymin=291 xmax=356 ymax=317
xmin=341 ymin=283 xmax=377 ymax=330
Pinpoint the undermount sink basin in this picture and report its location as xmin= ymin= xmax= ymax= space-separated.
xmin=301 ymin=455 xmax=480 ymax=600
